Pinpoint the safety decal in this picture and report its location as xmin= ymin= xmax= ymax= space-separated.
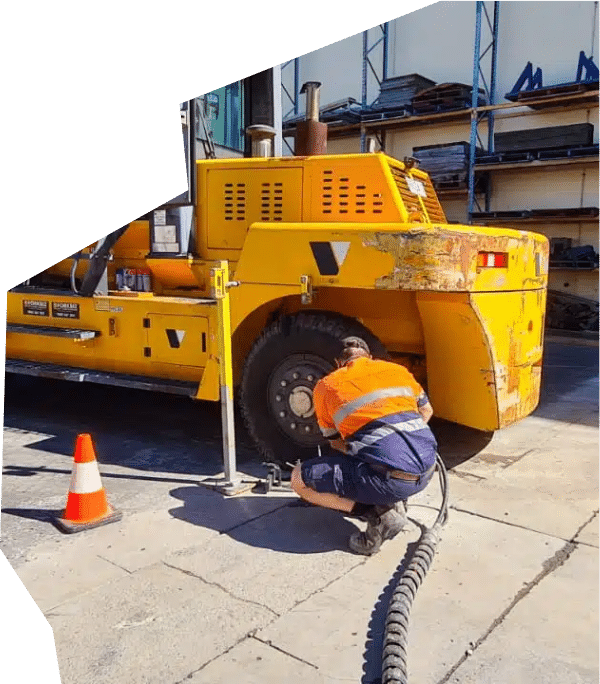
xmin=309 ymin=241 xmax=351 ymax=276
xmin=165 ymin=329 xmax=186 ymax=348
xmin=52 ymin=302 xmax=80 ymax=319
xmin=23 ymin=300 xmax=49 ymax=317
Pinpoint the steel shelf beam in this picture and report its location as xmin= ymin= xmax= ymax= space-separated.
xmin=468 ymin=0 xmax=500 ymax=221
xmin=360 ymin=23 xmax=390 ymax=152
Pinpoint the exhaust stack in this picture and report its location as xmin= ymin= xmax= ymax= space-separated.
xmin=295 ymin=81 xmax=327 ymax=156
xmin=246 ymin=124 xmax=276 ymax=157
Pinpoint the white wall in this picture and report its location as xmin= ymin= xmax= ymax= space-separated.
xmin=294 ymin=2 xmax=598 ymax=108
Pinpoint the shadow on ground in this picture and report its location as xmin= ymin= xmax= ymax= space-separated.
xmin=5 ymin=339 xmax=593 ymax=481
xmin=169 ymin=486 xmax=359 ymax=554
xmin=2 ymin=374 xmax=256 ymax=477
xmin=3 ymin=374 xmax=498 ymax=475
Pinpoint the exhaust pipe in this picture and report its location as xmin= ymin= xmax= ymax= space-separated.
xmin=246 ymin=124 xmax=276 ymax=157
xmin=295 ymin=81 xmax=327 ymax=156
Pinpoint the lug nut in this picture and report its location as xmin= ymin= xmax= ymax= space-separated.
xmin=307 ymin=375 xmax=314 ymax=382
xmin=293 ymin=372 xmax=300 ymax=380
xmin=279 ymin=411 xmax=286 ymax=418
xmin=280 ymin=380 xmax=287 ymax=387
xmin=290 ymin=422 xmax=297 ymax=429
xmin=275 ymin=394 xmax=282 ymax=401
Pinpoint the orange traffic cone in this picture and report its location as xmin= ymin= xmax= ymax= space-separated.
xmin=55 ymin=434 xmax=122 ymax=533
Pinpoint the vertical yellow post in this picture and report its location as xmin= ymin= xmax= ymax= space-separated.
xmin=210 ymin=261 xmax=249 ymax=495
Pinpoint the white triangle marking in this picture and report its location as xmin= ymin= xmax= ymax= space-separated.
xmin=330 ymin=241 xmax=350 ymax=267
xmin=175 ymin=330 xmax=186 ymax=344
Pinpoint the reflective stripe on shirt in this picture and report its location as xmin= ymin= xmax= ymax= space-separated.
xmin=346 ymin=417 xmax=428 ymax=456
xmin=332 ymin=386 xmax=414 ymax=428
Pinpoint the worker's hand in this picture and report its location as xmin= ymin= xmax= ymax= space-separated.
xmin=419 ymin=402 xmax=434 ymax=423
xmin=329 ymin=438 xmax=348 ymax=454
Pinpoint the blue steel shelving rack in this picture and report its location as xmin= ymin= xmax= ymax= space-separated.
xmin=468 ymin=0 xmax=500 ymax=222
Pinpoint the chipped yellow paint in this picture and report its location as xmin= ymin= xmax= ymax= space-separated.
xmin=362 ymin=225 xmax=547 ymax=293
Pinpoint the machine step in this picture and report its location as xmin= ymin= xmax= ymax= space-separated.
xmin=7 ymin=324 xmax=100 ymax=341
xmin=5 ymin=359 xmax=199 ymax=396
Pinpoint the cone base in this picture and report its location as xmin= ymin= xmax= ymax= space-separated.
xmin=55 ymin=506 xmax=122 ymax=534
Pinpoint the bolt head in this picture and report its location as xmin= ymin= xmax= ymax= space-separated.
xmin=307 ymin=375 xmax=314 ymax=382
xmin=280 ymin=380 xmax=287 ymax=387
xmin=275 ymin=394 xmax=282 ymax=401
xmin=293 ymin=372 xmax=300 ymax=380
xmin=290 ymin=422 xmax=297 ymax=429
xmin=279 ymin=411 xmax=286 ymax=418
xmin=304 ymin=425 xmax=311 ymax=433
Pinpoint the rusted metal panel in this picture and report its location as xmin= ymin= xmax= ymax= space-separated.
xmin=362 ymin=227 xmax=547 ymax=292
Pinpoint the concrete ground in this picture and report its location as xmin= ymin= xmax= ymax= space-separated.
xmin=1 ymin=339 xmax=598 ymax=684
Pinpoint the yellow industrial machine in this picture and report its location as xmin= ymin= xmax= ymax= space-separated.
xmin=6 ymin=152 xmax=548 ymax=464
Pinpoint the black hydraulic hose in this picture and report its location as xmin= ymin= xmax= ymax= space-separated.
xmin=382 ymin=453 xmax=449 ymax=684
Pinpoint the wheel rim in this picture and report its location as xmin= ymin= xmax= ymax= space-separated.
xmin=268 ymin=353 xmax=333 ymax=446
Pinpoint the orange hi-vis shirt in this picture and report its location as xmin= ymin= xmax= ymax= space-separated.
xmin=312 ymin=357 xmax=428 ymax=440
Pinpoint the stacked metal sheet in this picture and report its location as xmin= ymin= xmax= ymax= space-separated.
xmin=546 ymin=289 xmax=599 ymax=331
xmin=494 ymin=123 xmax=594 ymax=152
xmin=412 ymin=142 xmax=472 ymax=189
xmin=370 ymin=74 xmax=436 ymax=113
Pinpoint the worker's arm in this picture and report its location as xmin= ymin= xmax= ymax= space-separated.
xmin=415 ymin=385 xmax=433 ymax=423
xmin=313 ymin=379 xmax=347 ymax=454
xmin=418 ymin=401 xmax=434 ymax=423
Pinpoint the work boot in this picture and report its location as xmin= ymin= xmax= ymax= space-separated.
xmin=348 ymin=504 xmax=409 ymax=556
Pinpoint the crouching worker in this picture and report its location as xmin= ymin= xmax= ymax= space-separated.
xmin=291 ymin=338 xmax=438 ymax=556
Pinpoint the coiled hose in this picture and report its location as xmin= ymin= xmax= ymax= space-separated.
xmin=382 ymin=453 xmax=449 ymax=684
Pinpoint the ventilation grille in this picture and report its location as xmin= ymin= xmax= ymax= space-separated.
xmin=321 ymin=170 xmax=385 ymax=216
xmin=260 ymin=182 xmax=284 ymax=222
xmin=389 ymin=166 xmax=446 ymax=224
xmin=224 ymin=183 xmax=246 ymax=221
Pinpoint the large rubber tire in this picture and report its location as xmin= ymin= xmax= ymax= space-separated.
xmin=240 ymin=312 xmax=387 ymax=468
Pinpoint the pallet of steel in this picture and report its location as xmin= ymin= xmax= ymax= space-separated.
xmin=550 ymin=259 xmax=598 ymax=270
xmin=546 ymin=289 xmax=599 ymax=332
xmin=319 ymin=98 xmax=363 ymax=124
xmin=411 ymin=83 xmax=486 ymax=114
xmin=413 ymin=141 xmax=470 ymax=169
xmin=472 ymin=207 xmax=599 ymax=222
xmin=532 ymin=207 xmax=599 ymax=220
xmin=361 ymin=106 xmax=413 ymax=121
xmin=471 ymin=210 xmax=531 ymax=222
xmin=494 ymin=124 xmax=594 ymax=153
xmin=476 ymin=143 xmax=599 ymax=165
xmin=506 ymin=80 xmax=599 ymax=108
xmin=538 ymin=144 xmax=599 ymax=159
xmin=371 ymin=74 xmax=436 ymax=111
xmin=476 ymin=151 xmax=535 ymax=164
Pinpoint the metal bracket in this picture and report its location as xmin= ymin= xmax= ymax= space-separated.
xmin=207 ymin=478 xmax=255 ymax=497
xmin=300 ymin=275 xmax=313 ymax=305
xmin=256 ymin=463 xmax=283 ymax=494
xmin=508 ymin=62 xmax=544 ymax=96
xmin=576 ymin=51 xmax=599 ymax=83
xmin=255 ymin=462 xmax=298 ymax=494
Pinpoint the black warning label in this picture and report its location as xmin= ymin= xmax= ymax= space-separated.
xmin=23 ymin=300 xmax=49 ymax=317
xmin=52 ymin=302 xmax=80 ymax=319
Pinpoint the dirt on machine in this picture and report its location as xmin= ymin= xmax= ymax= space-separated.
xmin=6 ymin=87 xmax=549 ymax=467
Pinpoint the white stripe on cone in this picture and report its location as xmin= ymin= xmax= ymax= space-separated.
xmin=69 ymin=461 xmax=103 ymax=494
